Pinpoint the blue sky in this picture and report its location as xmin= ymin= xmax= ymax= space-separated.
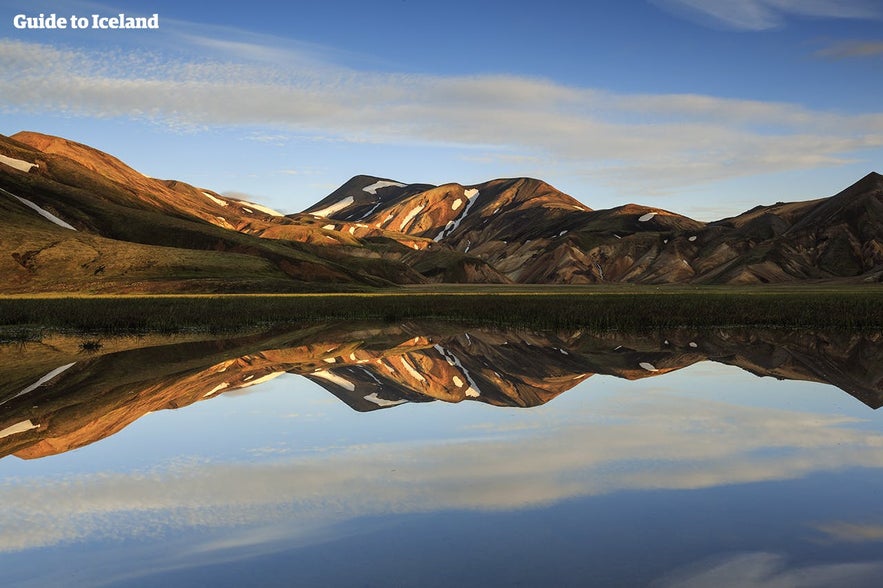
xmin=1 ymin=0 xmax=882 ymax=218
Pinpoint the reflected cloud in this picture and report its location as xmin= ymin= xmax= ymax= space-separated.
xmin=654 ymin=552 xmax=883 ymax=588
xmin=814 ymin=521 xmax=883 ymax=543
xmin=2 ymin=392 xmax=883 ymax=553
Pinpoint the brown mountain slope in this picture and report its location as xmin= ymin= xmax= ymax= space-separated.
xmin=1 ymin=324 xmax=881 ymax=461
xmin=0 ymin=133 xmax=427 ymax=292
xmin=3 ymin=130 xmax=882 ymax=289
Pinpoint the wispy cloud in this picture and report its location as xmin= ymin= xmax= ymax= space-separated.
xmin=651 ymin=0 xmax=882 ymax=31
xmin=817 ymin=40 xmax=883 ymax=58
xmin=1 ymin=37 xmax=882 ymax=195
xmin=0 ymin=394 xmax=881 ymax=554
xmin=814 ymin=521 xmax=883 ymax=543
xmin=655 ymin=552 xmax=883 ymax=588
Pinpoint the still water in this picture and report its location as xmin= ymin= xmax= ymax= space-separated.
xmin=1 ymin=324 xmax=882 ymax=587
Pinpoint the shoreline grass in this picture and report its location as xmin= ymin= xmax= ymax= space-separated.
xmin=1 ymin=286 xmax=881 ymax=334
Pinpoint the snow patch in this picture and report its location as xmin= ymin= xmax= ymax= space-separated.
xmin=2 ymin=362 xmax=76 ymax=407
xmin=311 ymin=196 xmax=354 ymax=218
xmin=364 ymin=392 xmax=407 ymax=407
xmin=239 ymin=372 xmax=284 ymax=389
xmin=638 ymin=212 xmax=657 ymax=222
xmin=639 ymin=362 xmax=659 ymax=372
xmin=435 ymin=345 xmax=482 ymax=398
xmin=348 ymin=226 xmax=356 ymax=235
xmin=322 ymin=224 xmax=336 ymax=230
xmin=398 ymin=356 xmax=426 ymax=383
xmin=0 ymin=153 xmax=37 ymax=173
xmin=399 ymin=204 xmax=425 ymax=231
xmin=363 ymin=180 xmax=406 ymax=195
xmin=243 ymin=207 xmax=253 ymax=213
xmin=311 ymin=370 xmax=355 ymax=392
xmin=689 ymin=342 xmax=698 ymax=348
xmin=688 ymin=235 xmax=698 ymax=242
xmin=451 ymin=198 xmax=463 ymax=211
xmin=248 ymin=202 xmax=283 ymax=216
xmin=202 ymin=191 xmax=228 ymax=207
xmin=614 ymin=234 xmax=621 ymax=239
xmin=2 ymin=189 xmax=77 ymax=230
xmin=452 ymin=375 xmax=464 ymax=387
xmin=323 ymin=357 xmax=336 ymax=364
xmin=558 ymin=230 xmax=568 ymax=237
xmin=434 ymin=189 xmax=480 ymax=242
xmin=0 ymin=419 xmax=39 ymax=440
xmin=204 ymin=382 xmax=229 ymax=398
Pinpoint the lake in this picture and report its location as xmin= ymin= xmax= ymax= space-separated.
xmin=1 ymin=324 xmax=882 ymax=587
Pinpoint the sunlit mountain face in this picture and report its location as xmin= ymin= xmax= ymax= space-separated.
xmin=2 ymin=322 xmax=880 ymax=461
xmin=2 ymin=132 xmax=881 ymax=293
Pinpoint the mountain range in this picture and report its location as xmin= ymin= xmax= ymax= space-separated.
xmin=1 ymin=131 xmax=882 ymax=292
xmin=1 ymin=324 xmax=880 ymax=460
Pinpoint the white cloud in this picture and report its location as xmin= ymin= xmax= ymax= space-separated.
xmin=1 ymin=394 xmax=882 ymax=554
xmin=1 ymin=38 xmax=882 ymax=195
xmin=655 ymin=552 xmax=883 ymax=588
xmin=652 ymin=0 xmax=882 ymax=31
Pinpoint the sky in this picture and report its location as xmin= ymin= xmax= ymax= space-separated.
xmin=1 ymin=0 xmax=882 ymax=219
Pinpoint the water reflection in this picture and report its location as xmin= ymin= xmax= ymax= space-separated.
xmin=3 ymin=324 xmax=883 ymax=586
xmin=0 ymin=324 xmax=881 ymax=460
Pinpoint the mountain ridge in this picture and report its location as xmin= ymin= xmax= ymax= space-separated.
xmin=2 ymin=131 xmax=881 ymax=292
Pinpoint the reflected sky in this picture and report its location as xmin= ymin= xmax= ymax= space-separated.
xmin=3 ymin=354 xmax=883 ymax=586
xmin=0 ymin=331 xmax=883 ymax=586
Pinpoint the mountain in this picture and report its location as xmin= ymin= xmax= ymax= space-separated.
xmin=1 ymin=324 xmax=881 ymax=460
xmin=0 ymin=132 xmax=427 ymax=293
xmin=306 ymin=173 xmax=883 ymax=284
xmin=2 ymin=130 xmax=881 ymax=291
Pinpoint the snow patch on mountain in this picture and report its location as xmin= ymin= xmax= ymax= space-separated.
xmin=312 ymin=196 xmax=354 ymax=218
xmin=202 ymin=191 xmax=228 ymax=207
xmin=399 ymin=204 xmax=425 ymax=231
xmin=0 ymin=419 xmax=39 ymax=440
xmin=434 ymin=188 xmax=480 ymax=242
xmin=231 ymin=199 xmax=284 ymax=217
xmin=1 ymin=188 xmax=77 ymax=230
xmin=638 ymin=212 xmax=657 ymax=222
xmin=363 ymin=180 xmax=405 ymax=195
xmin=0 ymin=153 xmax=37 ymax=173
xmin=364 ymin=392 xmax=407 ymax=407
xmin=1 ymin=362 xmax=76 ymax=407
xmin=204 ymin=382 xmax=229 ymax=398
xmin=311 ymin=369 xmax=355 ymax=392
xmin=398 ymin=356 xmax=427 ymax=383
xmin=434 ymin=344 xmax=482 ymax=398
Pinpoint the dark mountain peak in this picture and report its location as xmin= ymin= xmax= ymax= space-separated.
xmin=303 ymin=175 xmax=436 ymax=221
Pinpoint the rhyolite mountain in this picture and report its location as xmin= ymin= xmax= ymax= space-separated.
xmin=1 ymin=131 xmax=881 ymax=292
xmin=2 ymin=325 xmax=881 ymax=460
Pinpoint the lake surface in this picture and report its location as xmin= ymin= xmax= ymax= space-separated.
xmin=1 ymin=324 xmax=882 ymax=587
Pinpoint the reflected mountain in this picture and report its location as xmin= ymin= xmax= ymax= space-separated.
xmin=1 ymin=323 xmax=881 ymax=460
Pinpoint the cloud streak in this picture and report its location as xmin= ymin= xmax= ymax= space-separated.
xmin=1 ymin=38 xmax=882 ymax=194
xmin=652 ymin=0 xmax=882 ymax=31
xmin=817 ymin=40 xmax=883 ymax=58
xmin=1 ymin=394 xmax=882 ymax=554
